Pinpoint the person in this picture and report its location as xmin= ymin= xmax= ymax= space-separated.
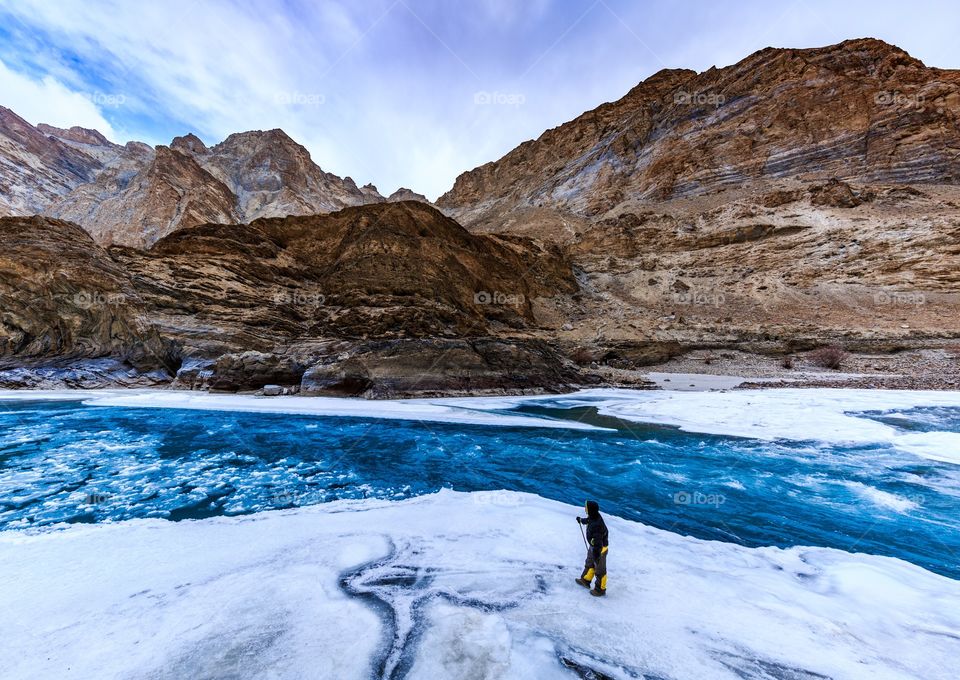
xmin=575 ymin=500 xmax=608 ymax=596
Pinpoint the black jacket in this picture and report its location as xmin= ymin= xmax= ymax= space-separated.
xmin=579 ymin=514 xmax=609 ymax=558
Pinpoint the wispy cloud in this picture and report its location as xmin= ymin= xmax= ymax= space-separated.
xmin=0 ymin=0 xmax=957 ymax=199
xmin=0 ymin=58 xmax=117 ymax=136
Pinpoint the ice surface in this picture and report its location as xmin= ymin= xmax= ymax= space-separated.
xmin=2 ymin=490 xmax=958 ymax=679
xmin=441 ymin=388 xmax=960 ymax=463
xmin=0 ymin=389 xmax=609 ymax=431
xmin=8 ymin=388 xmax=960 ymax=458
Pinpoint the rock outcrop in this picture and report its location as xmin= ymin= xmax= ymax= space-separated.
xmin=0 ymin=215 xmax=178 ymax=377
xmin=0 ymin=203 xmax=585 ymax=393
xmin=300 ymin=338 xmax=587 ymax=398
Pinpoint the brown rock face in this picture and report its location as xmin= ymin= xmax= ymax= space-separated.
xmin=300 ymin=338 xmax=588 ymax=398
xmin=121 ymin=200 xmax=575 ymax=351
xmin=439 ymin=38 xmax=960 ymax=222
xmin=0 ymin=203 xmax=582 ymax=392
xmin=0 ymin=215 xmax=176 ymax=372
xmin=427 ymin=38 xmax=960 ymax=366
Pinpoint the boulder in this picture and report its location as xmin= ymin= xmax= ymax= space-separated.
xmin=208 ymin=352 xmax=306 ymax=392
xmin=302 ymin=338 xmax=593 ymax=398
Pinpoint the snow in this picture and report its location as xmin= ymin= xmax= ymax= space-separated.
xmin=439 ymin=388 xmax=960 ymax=463
xmin=0 ymin=389 xmax=610 ymax=431
xmin=2 ymin=490 xmax=958 ymax=679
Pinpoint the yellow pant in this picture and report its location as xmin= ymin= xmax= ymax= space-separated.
xmin=581 ymin=546 xmax=608 ymax=590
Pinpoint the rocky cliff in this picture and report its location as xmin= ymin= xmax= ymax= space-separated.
xmin=439 ymin=39 xmax=960 ymax=224
xmin=0 ymin=215 xmax=177 ymax=381
xmin=0 ymin=203 xmax=587 ymax=394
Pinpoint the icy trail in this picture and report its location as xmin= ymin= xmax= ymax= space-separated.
xmin=2 ymin=490 xmax=957 ymax=679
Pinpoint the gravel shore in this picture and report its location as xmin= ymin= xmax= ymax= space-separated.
xmin=593 ymin=347 xmax=960 ymax=391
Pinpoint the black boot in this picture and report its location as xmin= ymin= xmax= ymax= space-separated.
xmin=590 ymin=587 xmax=606 ymax=597
xmin=575 ymin=577 xmax=591 ymax=588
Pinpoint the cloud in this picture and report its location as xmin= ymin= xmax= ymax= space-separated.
xmin=0 ymin=0 xmax=958 ymax=200
xmin=0 ymin=58 xmax=118 ymax=138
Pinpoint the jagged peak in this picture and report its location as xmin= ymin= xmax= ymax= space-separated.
xmin=170 ymin=133 xmax=208 ymax=155
xmin=388 ymin=187 xmax=430 ymax=203
xmin=213 ymin=127 xmax=300 ymax=150
xmin=37 ymin=123 xmax=114 ymax=147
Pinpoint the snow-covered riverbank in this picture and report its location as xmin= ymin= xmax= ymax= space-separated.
xmin=2 ymin=490 xmax=958 ymax=679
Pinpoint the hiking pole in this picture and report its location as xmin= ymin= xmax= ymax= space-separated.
xmin=578 ymin=519 xmax=588 ymax=549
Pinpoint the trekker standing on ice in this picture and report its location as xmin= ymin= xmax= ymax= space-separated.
xmin=576 ymin=500 xmax=608 ymax=597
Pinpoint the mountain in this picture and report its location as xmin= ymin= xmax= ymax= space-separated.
xmin=0 ymin=202 xmax=586 ymax=394
xmin=173 ymin=129 xmax=387 ymax=221
xmin=0 ymin=107 xmax=104 ymax=215
xmin=0 ymin=113 xmax=427 ymax=248
xmin=1 ymin=38 xmax=959 ymax=394
xmin=45 ymin=128 xmax=390 ymax=248
xmin=387 ymin=187 xmax=431 ymax=203
xmin=429 ymin=38 xmax=960 ymax=382
xmin=438 ymin=38 xmax=960 ymax=227
xmin=46 ymin=145 xmax=238 ymax=246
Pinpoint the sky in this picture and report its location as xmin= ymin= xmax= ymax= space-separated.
xmin=0 ymin=0 xmax=958 ymax=200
